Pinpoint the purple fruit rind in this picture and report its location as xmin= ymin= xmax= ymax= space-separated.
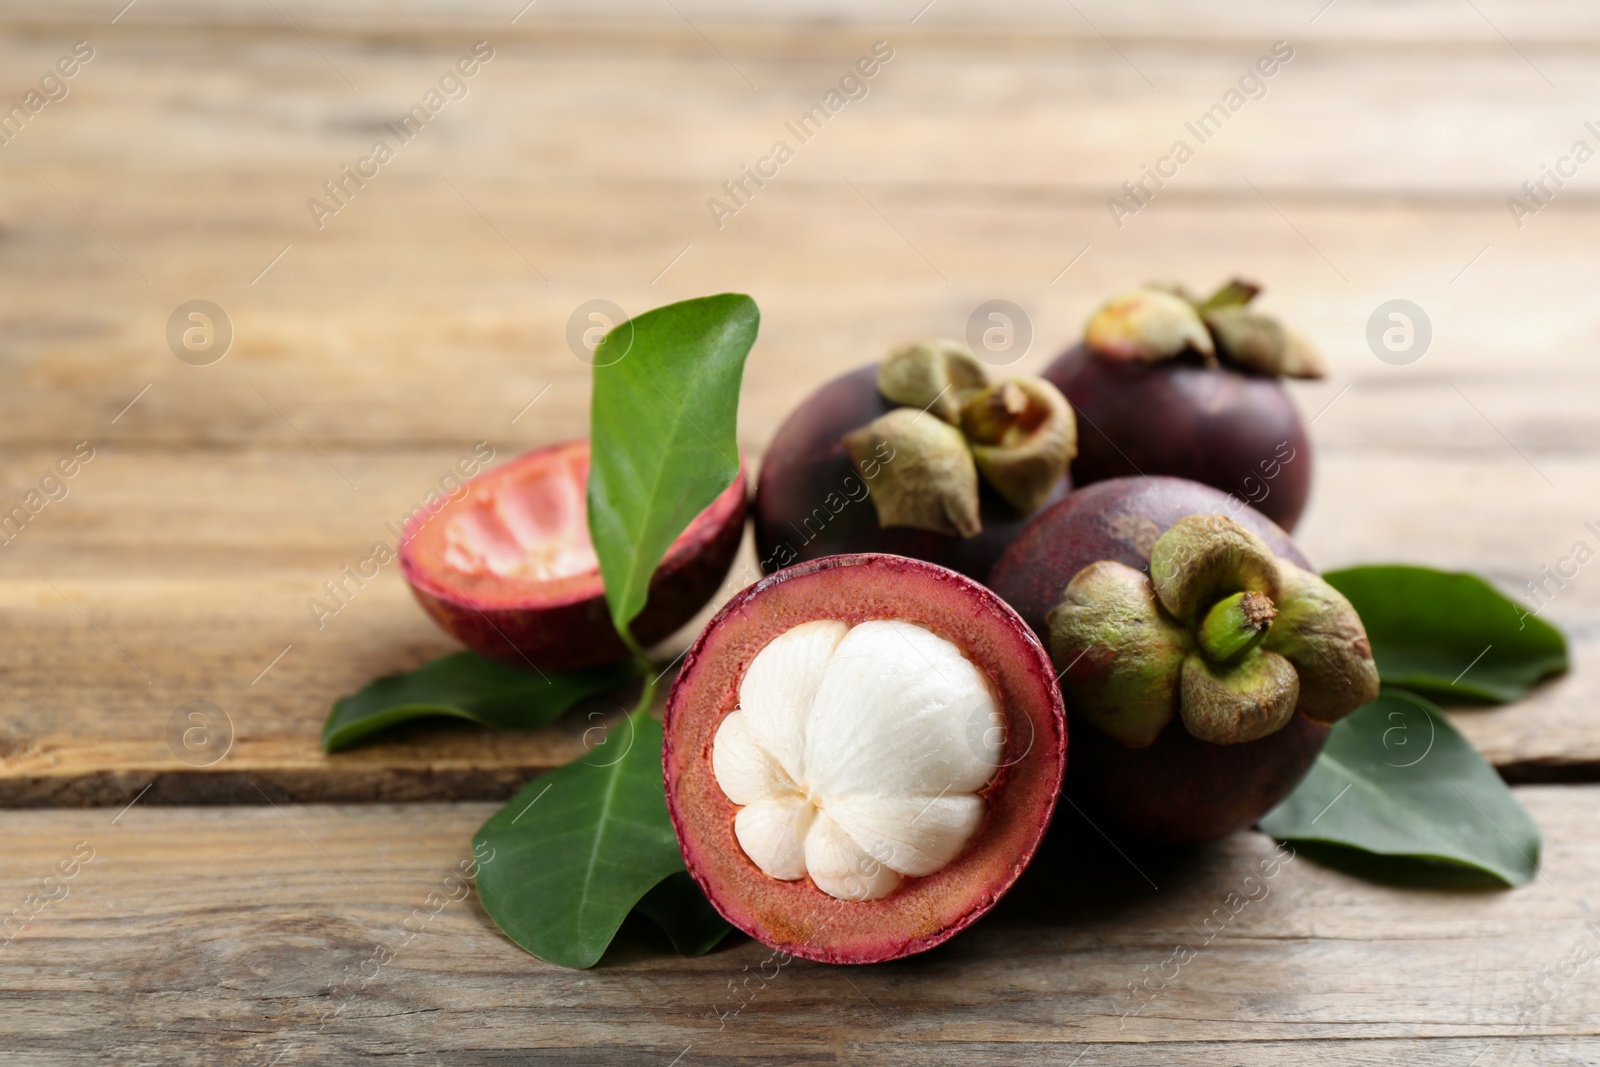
xmin=1045 ymin=344 xmax=1312 ymax=530
xmin=754 ymin=365 xmax=1068 ymax=581
xmin=988 ymin=476 xmax=1325 ymax=843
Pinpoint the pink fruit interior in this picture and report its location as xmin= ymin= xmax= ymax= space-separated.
xmin=403 ymin=438 xmax=745 ymax=611
xmin=664 ymin=553 xmax=1067 ymax=965
xmin=442 ymin=446 xmax=599 ymax=583
xmin=403 ymin=439 xmax=605 ymax=608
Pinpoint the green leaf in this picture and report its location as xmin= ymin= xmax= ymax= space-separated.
xmin=1323 ymin=564 xmax=1567 ymax=702
xmin=1259 ymin=691 xmax=1541 ymax=886
xmin=634 ymin=871 xmax=734 ymax=957
xmin=321 ymin=652 xmax=630 ymax=753
xmin=472 ymin=294 xmax=758 ymax=968
xmin=587 ymin=293 xmax=758 ymax=644
xmin=473 ymin=709 xmax=690 ymax=968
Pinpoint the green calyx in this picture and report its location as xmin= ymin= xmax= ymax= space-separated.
xmin=1045 ymin=514 xmax=1379 ymax=748
xmin=1180 ymin=647 xmax=1299 ymax=745
xmin=1084 ymin=278 xmax=1327 ymax=380
xmin=1261 ymin=559 xmax=1382 ymax=724
xmin=962 ymin=378 xmax=1077 ymax=516
xmin=1083 ymin=288 xmax=1214 ymax=364
xmin=1046 ymin=561 xmax=1192 ymax=749
xmin=876 ymin=339 xmax=989 ymax=421
xmin=842 ymin=408 xmax=980 ymax=538
xmin=1148 ymin=513 xmax=1281 ymax=625
xmin=1201 ymin=306 xmax=1327 ymax=379
xmin=846 ymin=340 xmax=1077 ymax=539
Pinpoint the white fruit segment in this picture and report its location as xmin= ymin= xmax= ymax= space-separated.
xmin=711 ymin=619 xmax=1004 ymax=901
xmin=442 ymin=461 xmax=599 ymax=582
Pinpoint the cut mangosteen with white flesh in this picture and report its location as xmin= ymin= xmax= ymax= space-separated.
xmin=665 ymin=553 xmax=1066 ymax=964
xmin=712 ymin=618 xmax=1003 ymax=901
xmin=400 ymin=438 xmax=747 ymax=671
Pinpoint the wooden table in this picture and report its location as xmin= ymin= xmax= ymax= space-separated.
xmin=5 ymin=1 xmax=1599 ymax=1061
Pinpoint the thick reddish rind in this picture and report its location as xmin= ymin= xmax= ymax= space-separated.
xmin=1043 ymin=343 xmax=1312 ymax=531
xmin=400 ymin=439 xmax=748 ymax=671
xmin=664 ymin=553 xmax=1067 ymax=965
xmin=754 ymin=365 xmax=1070 ymax=582
xmin=988 ymin=476 xmax=1327 ymax=843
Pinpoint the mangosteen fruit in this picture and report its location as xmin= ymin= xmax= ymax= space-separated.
xmin=399 ymin=438 xmax=747 ymax=670
xmin=988 ymin=477 xmax=1377 ymax=843
xmin=754 ymin=340 xmax=1076 ymax=581
xmin=664 ymin=553 xmax=1066 ymax=964
xmin=1044 ymin=279 xmax=1324 ymax=530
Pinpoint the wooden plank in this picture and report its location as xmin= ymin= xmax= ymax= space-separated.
xmin=0 ymin=448 xmax=757 ymax=805
xmin=0 ymin=24 xmax=1578 ymax=202
xmin=0 ymin=442 xmax=1591 ymax=803
xmin=1 ymin=789 xmax=1595 ymax=1062
xmin=7 ymin=188 xmax=1600 ymax=453
xmin=0 ymin=9 xmax=1595 ymax=802
xmin=0 ymin=6 xmax=1595 ymax=1061
xmin=0 ymin=19 xmax=1595 ymax=452
xmin=12 ymin=0 xmax=1600 ymax=43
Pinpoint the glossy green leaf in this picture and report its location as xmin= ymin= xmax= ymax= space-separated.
xmin=1259 ymin=691 xmax=1541 ymax=886
xmin=474 ymin=710 xmax=689 ymax=968
xmin=634 ymin=871 xmax=734 ymax=957
xmin=1323 ymin=564 xmax=1567 ymax=702
xmin=322 ymin=652 xmax=631 ymax=753
xmin=587 ymin=293 xmax=758 ymax=645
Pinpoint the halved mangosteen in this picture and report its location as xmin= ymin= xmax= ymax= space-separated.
xmin=664 ymin=553 xmax=1066 ymax=964
xmin=400 ymin=438 xmax=747 ymax=670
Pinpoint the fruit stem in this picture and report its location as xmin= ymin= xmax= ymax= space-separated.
xmin=630 ymin=667 xmax=659 ymax=720
xmin=614 ymin=625 xmax=660 ymax=718
xmin=1196 ymin=591 xmax=1276 ymax=664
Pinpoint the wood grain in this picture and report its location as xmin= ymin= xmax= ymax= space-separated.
xmin=1 ymin=5 xmax=1595 ymax=1062
xmin=0 ymin=445 xmax=1596 ymax=803
xmin=2 ymin=790 xmax=1596 ymax=1063
xmin=1 ymin=2 xmax=1598 ymax=804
